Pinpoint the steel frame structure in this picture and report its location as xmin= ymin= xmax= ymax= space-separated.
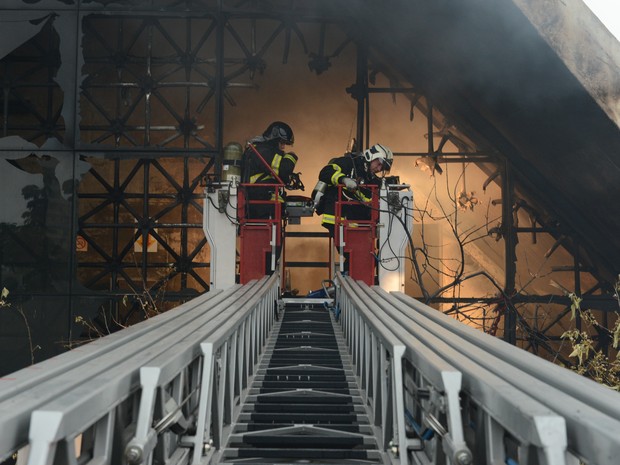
xmin=0 ymin=0 xmax=616 ymax=364
xmin=0 ymin=2 xmax=357 ymax=340
xmin=350 ymin=57 xmax=617 ymax=361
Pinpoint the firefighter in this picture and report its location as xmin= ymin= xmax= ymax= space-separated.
xmin=313 ymin=143 xmax=394 ymax=235
xmin=242 ymin=121 xmax=299 ymax=218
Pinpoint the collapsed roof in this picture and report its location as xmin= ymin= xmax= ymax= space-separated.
xmin=337 ymin=0 xmax=620 ymax=283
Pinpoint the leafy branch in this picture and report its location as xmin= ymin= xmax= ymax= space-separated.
xmin=560 ymin=278 xmax=620 ymax=391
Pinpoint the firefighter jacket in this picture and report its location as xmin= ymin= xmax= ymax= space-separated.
xmin=317 ymin=153 xmax=380 ymax=229
xmin=243 ymin=140 xmax=298 ymax=201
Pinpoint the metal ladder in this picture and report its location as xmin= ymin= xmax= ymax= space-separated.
xmin=221 ymin=301 xmax=384 ymax=463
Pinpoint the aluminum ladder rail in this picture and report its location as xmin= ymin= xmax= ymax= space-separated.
xmin=341 ymin=277 xmax=620 ymax=465
xmin=338 ymin=277 xmax=471 ymax=465
xmin=4 ymin=273 xmax=619 ymax=465
xmin=0 ymin=274 xmax=279 ymax=465
xmin=387 ymin=289 xmax=620 ymax=465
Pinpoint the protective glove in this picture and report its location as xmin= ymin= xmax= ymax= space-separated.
xmin=341 ymin=177 xmax=358 ymax=192
xmin=311 ymin=181 xmax=327 ymax=212
xmin=312 ymin=189 xmax=324 ymax=206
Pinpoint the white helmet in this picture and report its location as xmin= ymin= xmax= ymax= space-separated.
xmin=363 ymin=144 xmax=393 ymax=171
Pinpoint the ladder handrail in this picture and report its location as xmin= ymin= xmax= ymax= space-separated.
xmin=0 ymin=277 xmax=279 ymax=465
xmin=0 ymin=289 xmax=224 ymax=405
xmin=0 ymin=288 xmax=233 ymax=463
xmin=387 ymin=289 xmax=620 ymax=465
xmin=392 ymin=290 xmax=620 ymax=421
xmin=123 ymin=274 xmax=279 ymax=465
xmin=338 ymin=275 xmax=471 ymax=465
xmin=361 ymin=283 xmax=567 ymax=465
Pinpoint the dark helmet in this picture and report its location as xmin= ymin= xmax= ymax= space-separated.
xmin=263 ymin=121 xmax=294 ymax=145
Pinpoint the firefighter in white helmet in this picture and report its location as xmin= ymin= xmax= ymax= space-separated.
xmin=313 ymin=143 xmax=394 ymax=235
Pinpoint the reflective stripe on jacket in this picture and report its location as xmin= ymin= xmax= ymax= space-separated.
xmin=248 ymin=149 xmax=297 ymax=184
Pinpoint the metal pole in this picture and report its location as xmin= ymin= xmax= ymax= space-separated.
xmin=215 ymin=2 xmax=225 ymax=176
xmin=502 ymin=160 xmax=517 ymax=345
xmin=355 ymin=43 xmax=367 ymax=150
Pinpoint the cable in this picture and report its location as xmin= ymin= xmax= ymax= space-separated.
xmin=344 ymin=189 xmax=429 ymax=298
xmin=225 ymin=183 xmax=241 ymax=225
xmin=206 ymin=194 xmax=238 ymax=225
xmin=377 ymin=212 xmax=401 ymax=272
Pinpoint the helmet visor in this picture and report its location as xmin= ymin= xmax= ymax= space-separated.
xmin=275 ymin=127 xmax=293 ymax=144
xmin=380 ymin=157 xmax=392 ymax=171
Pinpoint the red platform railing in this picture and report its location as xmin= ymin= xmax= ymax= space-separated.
xmin=237 ymin=183 xmax=284 ymax=284
xmin=334 ymin=184 xmax=379 ymax=285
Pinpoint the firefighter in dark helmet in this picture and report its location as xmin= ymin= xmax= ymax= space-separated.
xmin=242 ymin=121 xmax=299 ymax=218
